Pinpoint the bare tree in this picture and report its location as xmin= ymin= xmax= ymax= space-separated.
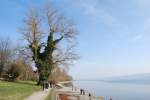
xmin=20 ymin=6 xmax=78 ymax=85
xmin=0 ymin=38 xmax=12 ymax=76
xmin=49 ymin=65 xmax=72 ymax=82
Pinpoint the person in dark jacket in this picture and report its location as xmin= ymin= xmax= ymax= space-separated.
xmin=42 ymin=81 xmax=45 ymax=91
xmin=80 ymin=89 xmax=83 ymax=95
xmin=50 ymin=80 xmax=53 ymax=88
xmin=89 ymin=93 xmax=92 ymax=100
xmin=83 ymin=90 xmax=85 ymax=95
xmin=45 ymin=82 xmax=49 ymax=92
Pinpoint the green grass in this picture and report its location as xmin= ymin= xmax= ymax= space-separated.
xmin=45 ymin=89 xmax=55 ymax=100
xmin=0 ymin=81 xmax=41 ymax=100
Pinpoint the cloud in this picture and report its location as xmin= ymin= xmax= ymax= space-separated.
xmin=130 ymin=34 xmax=143 ymax=42
xmin=130 ymin=17 xmax=150 ymax=43
xmin=74 ymin=0 xmax=120 ymax=27
xmin=74 ymin=0 xmax=148 ymax=44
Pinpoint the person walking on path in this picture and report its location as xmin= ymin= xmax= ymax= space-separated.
xmin=80 ymin=89 xmax=83 ymax=95
xmin=42 ymin=81 xmax=45 ymax=91
xmin=50 ymin=80 xmax=53 ymax=88
xmin=109 ymin=96 xmax=113 ymax=100
xmin=45 ymin=82 xmax=49 ymax=92
xmin=83 ymin=90 xmax=85 ymax=95
xmin=52 ymin=80 xmax=56 ymax=88
xmin=72 ymin=84 xmax=74 ymax=91
xmin=89 ymin=93 xmax=92 ymax=100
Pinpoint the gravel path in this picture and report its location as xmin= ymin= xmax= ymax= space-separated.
xmin=24 ymin=89 xmax=50 ymax=100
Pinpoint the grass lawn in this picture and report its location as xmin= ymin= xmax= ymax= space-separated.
xmin=45 ymin=89 xmax=55 ymax=100
xmin=0 ymin=81 xmax=41 ymax=100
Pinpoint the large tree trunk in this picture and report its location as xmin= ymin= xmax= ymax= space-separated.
xmin=37 ymin=73 xmax=49 ymax=85
xmin=0 ymin=64 xmax=3 ymax=77
xmin=37 ymin=73 xmax=44 ymax=85
xmin=37 ymin=64 xmax=52 ymax=85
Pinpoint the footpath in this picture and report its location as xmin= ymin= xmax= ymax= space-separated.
xmin=24 ymin=89 xmax=50 ymax=100
xmin=24 ymin=81 xmax=103 ymax=100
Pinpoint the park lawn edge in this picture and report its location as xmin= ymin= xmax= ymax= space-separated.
xmin=0 ymin=80 xmax=41 ymax=100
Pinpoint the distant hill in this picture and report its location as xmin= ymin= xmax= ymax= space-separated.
xmin=100 ymin=73 xmax=150 ymax=84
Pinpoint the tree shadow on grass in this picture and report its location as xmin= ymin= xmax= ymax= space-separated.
xmin=14 ymin=81 xmax=38 ymax=86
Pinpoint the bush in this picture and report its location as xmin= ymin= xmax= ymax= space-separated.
xmin=3 ymin=59 xmax=38 ymax=81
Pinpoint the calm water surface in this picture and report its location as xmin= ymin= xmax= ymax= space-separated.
xmin=73 ymin=81 xmax=150 ymax=100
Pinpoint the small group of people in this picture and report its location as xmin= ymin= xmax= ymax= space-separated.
xmin=42 ymin=80 xmax=57 ymax=92
xmin=80 ymin=88 xmax=92 ymax=100
xmin=80 ymin=88 xmax=85 ymax=95
xmin=49 ymin=80 xmax=56 ymax=88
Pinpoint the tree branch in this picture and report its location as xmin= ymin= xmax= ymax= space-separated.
xmin=54 ymin=35 xmax=63 ymax=45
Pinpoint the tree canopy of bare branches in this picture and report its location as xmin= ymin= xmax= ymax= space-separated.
xmin=20 ymin=6 xmax=78 ymax=85
xmin=0 ymin=38 xmax=12 ymax=76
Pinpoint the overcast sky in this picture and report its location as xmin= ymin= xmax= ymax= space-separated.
xmin=0 ymin=0 xmax=150 ymax=79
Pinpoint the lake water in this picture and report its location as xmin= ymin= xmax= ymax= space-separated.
xmin=73 ymin=81 xmax=150 ymax=100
